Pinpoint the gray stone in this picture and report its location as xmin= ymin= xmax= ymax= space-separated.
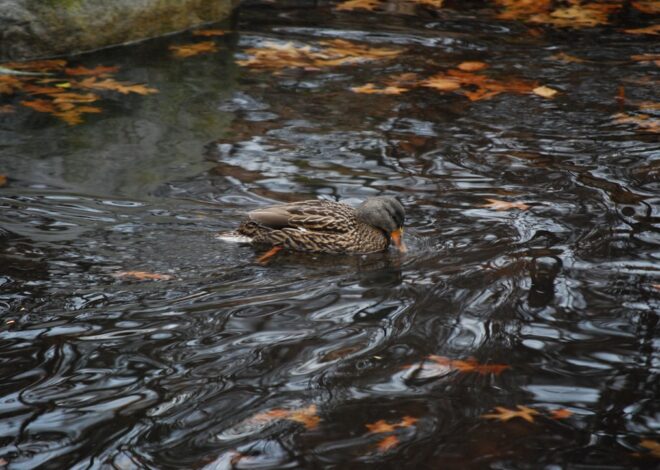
xmin=0 ymin=0 xmax=237 ymax=61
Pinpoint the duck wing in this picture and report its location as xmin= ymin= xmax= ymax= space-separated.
xmin=248 ymin=200 xmax=355 ymax=233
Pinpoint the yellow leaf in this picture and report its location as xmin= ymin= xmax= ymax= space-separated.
xmin=351 ymin=83 xmax=408 ymax=94
xmin=482 ymin=406 xmax=539 ymax=423
xmin=56 ymin=82 xmax=72 ymax=88
xmin=624 ymin=24 xmax=660 ymax=35
xmin=114 ymin=271 xmax=173 ymax=281
xmin=192 ymin=29 xmax=229 ymax=37
xmin=483 ymin=198 xmax=530 ymax=211
xmin=170 ymin=41 xmax=219 ymax=58
xmin=335 ymin=0 xmax=381 ymax=11
xmin=533 ymin=85 xmax=558 ymax=98
xmin=457 ymin=61 xmax=488 ymax=72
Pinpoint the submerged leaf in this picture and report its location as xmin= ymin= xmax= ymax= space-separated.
xmin=65 ymin=65 xmax=120 ymax=76
xmin=632 ymin=1 xmax=660 ymax=14
xmin=483 ymin=198 xmax=530 ymax=211
xmin=482 ymin=405 xmax=539 ymax=423
xmin=613 ymin=112 xmax=660 ymax=133
xmin=366 ymin=416 xmax=418 ymax=434
xmin=2 ymin=59 xmax=66 ymax=72
xmin=192 ymin=29 xmax=229 ymax=37
xmin=0 ymin=174 xmax=7 ymax=186
xmin=0 ymin=75 xmax=23 ymax=94
xmin=170 ymin=41 xmax=219 ymax=58
xmin=114 ymin=271 xmax=173 ymax=281
xmin=78 ymin=77 xmax=158 ymax=95
xmin=0 ymin=105 xmax=15 ymax=113
xmin=377 ymin=435 xmax=400 ymax=452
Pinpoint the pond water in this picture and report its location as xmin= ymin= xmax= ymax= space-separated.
xmin=1 ymin=1 xmax=659 ymax=468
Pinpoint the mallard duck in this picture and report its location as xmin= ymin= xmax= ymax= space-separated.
xmin=219 ymin=196 xmax=406 ymax=258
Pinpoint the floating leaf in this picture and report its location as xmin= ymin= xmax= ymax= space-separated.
xmin=78 ymin=77 xmax=158 ymax=95
xmin=409 ymin=355 xmax=509 ymax=377
xmin=377 ymin=435 xmax=400 ymax=452
xmin=483 ymin=198 xmax=530 ymax=211
xmin=0 ymin=75 xmax=23 ymax=94
xmin=21 ymin=99 xmax=56 ymax=113
xmin=366 ymin=416 xmax=418 ymax=434
xmin=23 ymin=83 xmax=65 ymax=95
xmin=632 ymin=1 xmax=660 ymax=14
xmin=550 ymin=408 xmax=573 ymax=420
xmin=482 ymin=405 xmax=539 ymax=423
xmin=631 ymin=54 xmax=660 ymax=67
xmin=251 ymin=404 xmax=320 ymax=430
xmin=52 ymin=92 xmax=99 ymax=104
xmin=114 ymin=271 xmax=173 ymax=281
xmin=624 ymin=24 xmax=660 ymax=35
xmin=351 ymin=83 xmax=408 ymax=94
xmin=335 ymin=0 xmax=381 ymax=11
xmin=65 ymin=65 xmax=120 ymax=76
xmin=533 ymin=85 xmax=558 ymax=98
xmin=192 ymin=29 xmax=229 ymax=37
xmin=422 ymin=67 xmax=540 ymax=101
xmin=457 ymin=61 xmax=488 ymax=72
xmin=640 ymin=439 xmax=660 ymax=458
xmin=170 ymin=41 xmax=219 ymax=58
xmin=1 ymin=59 xmax=66 ymax=72
xmin=613 ymin=112 xmax=660 ymax=133
xmin=495 ymin=0 xmax=552 ymax=21
xmin=237 ymin=39 xmax=401 ymax=71
xmin=496 ymin=0 xmax=619 ymax=28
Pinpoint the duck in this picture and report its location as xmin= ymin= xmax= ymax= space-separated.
xmin=219 ymin=196 xmax=406 ymax=260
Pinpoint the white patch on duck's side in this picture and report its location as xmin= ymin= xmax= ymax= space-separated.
xmin=215 ymin=232 xmax=253 ymax=243
xmin=296 ymin=227 xmax=308 ymax=232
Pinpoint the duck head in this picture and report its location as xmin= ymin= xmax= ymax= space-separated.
xmin=357 ymin=196 xmax=406 ymax=253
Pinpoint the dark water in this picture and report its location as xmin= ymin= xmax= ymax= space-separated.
xmin=1 ymin=1 xmax=659 ymax=468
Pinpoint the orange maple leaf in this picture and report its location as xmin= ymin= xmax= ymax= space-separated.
xmin=65 ymin=65 xmax=120 ymax=76
xmin=366 ymin=416 xmax=418 ymax=434
xmin=170 ymin=41 xmax=219 ymax=58
xmin=54 ymin=106 xmax=102 ymax=125
xmin=21 ymin=99 xmax=56 ymax=113
xmin=114 ymin=271 xmax=173 ymax=281
xmin=483 ymin=198 xmax=530 ymax=211
xmin=377 ymin=435 xmax=400 ymax=452
xmin=482 ymin=405 xmax=539 ymax=423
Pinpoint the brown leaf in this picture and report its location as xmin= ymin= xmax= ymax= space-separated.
xmin=351 ymin=83 xmax=408 ymax=94
xmin=550 ymin=408 xmax=573 ymax=420
xmin=335 ymin=0 xmax=381 ymax=11
xmin=54 ymin=106 xmax=102 ymax=125
xmin=22 ymin=83 xmax=65 ymax=95
xmin=483 ymin=198 xmax=530 ymax=211
xmin=417 ymin=355 xmax=509 ymax=376
xmin=1 ymin=59 xmax=67 ymax=72
xmin=0 ymin=75 xmax=23 ymax=95
xmin=0 ymin=105 xmax=15 ymax=114
xmin=624 ymin=24 xmax=660 ymax=35
xmin=640 ymin=439 xmax=660 ymax=458
xmin=114 ymin=271 xmax=173 ymax=281
xmin=377 ymin=435 xmax=400 ymax=452
xmin=0 ymin=174 xmax=7 ymax=187
xmin=65 ymin=65 xmax=120 ymax=76
xmin=457 ymin=61 xmax=488 ymax=72
xmin=549 ymin=52 xmax=587 ymax=63
xmin=78 ymin=77 xmax=158 ymax=95
xmin=192 ymin=29 xmax=229 ymax=37
xmin=52 ymin=92 xmax=99 ymax=104
xmin=21 ymin=99 xmax=56 ymax=113
xmin=533 ymin=85 xmax=558 ymax=98
xmin=251 ymin=404 xmax=320 ymax=430
xmin=482 ymin=405 xmax=539 ymax=423
xmin=495 ymin=0 xmax=552 ymax=21
xmin=532 ymin=3 xmax=620 ymax=28
xmin=420 ymin=75 xmax=462 ymax=91
xmin=366 ymin=416 xmax=418 ymax=434
xmin=613 ymin=112 xmax=660 ymax=133
xmin=630 ymin=54 xmax=660 ymax=67
xmin=170 ymin=41 xmax=219 ymax=58
xmin=632 ymin=1 xmax=660 ymax=14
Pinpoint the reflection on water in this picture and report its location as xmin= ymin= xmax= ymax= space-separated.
xmin=1 ymin=1 xmax=659 ymax=468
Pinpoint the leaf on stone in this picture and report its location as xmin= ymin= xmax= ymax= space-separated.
xmin=251 ymin=404 xmax=320 ymax=430
xmin=65 ymin=65 xmax=120 ymax=76
xmin=114 ymin=271 xmax=174 ymax=281
xmin=335 ymin=0 xmax=382 ymax=11
xmin=533 ymin=85 xmax=558 ymax=98
xmin=170 ymin=41 xmax=219 ymax=58
xmin=483 ymin=198 xmax=530 ymax=211
xmin=237 ymin=39 xmax=401 ymax=71
xmin=482 ymin=406 xmax=539 ymax=423
xmin=457 ymin=61 xmax=488 ymax=72
xmin=623 ymin=24 xmax=660 ymax=35
xmin=78 ymin=77 xmax=158 ymax=95
xmin=639 ymin=439 xmax=660 ymax=458
xmin=632 ymin=1 xmax=660 ymax=14
xmin=550 ymin=408 xmax=573 ymax=420
xmin=351 ymin=83 xmax=408 ymax=94
xmin=192 ymin=29 xmax=229 ymax=37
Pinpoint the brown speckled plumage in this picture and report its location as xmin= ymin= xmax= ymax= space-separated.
xmin=227 ymin=197 xmax=405 ymax=254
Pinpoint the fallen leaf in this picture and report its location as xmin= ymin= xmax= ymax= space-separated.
xmin=495 ymin=0 xmax=552 ymax=21
xmin=251 ymin=404 xmax=320 ymax=430
xmin=549 ymin=52 xmax=586 ymax=63
xmin=653 ymin=283 xmax=660 ymax=290
xmin=52 ymin=92 xmax=99 ymax=104
xmin=21 ymin=99 xmax=56 ymax=113
xmin=351 ymin=83 xmax=408 ymax=94
xmin=640 ymin=439 xmax=660 ymax=458
xmin=532 ymin=3 xmax=620 ymax=28
xmin=533 ymin=85 xmax=558 ymax=98
xmin=54 ymin=105 xmax=102 ymax=125
xmin=0 ymin=75 xmax=23 ymax=94
xmin=0 ymin=105 xmax=15 ymax=113
xmin=22 ymin=83 xmax=65 ymax=95
xmin=366 ymin=416 xmax=418 ymax=434
xmin=624 ymin=24 xmax=660 ymax=35
xmin=192 ymin=29 xmax=228 ymax=37
xmin=613 ymin=113 xmax=660 ymax=133
xmin=170 ymin=41 xmax=219 ymax=58
xmin=0 ymin=175 xmax=7 ymax=186
xmin=632 ymin=1 xmax=660 ymax=14
xmin=420 ymin=75 xmax=462 ymax=91
xmin=114 ymin=271 xmax=173 ymax=281
xmin=483 ymin=198 xmax=530 ymax=211
xmin=482 ymin=405 xmax=539 ymax=423
xmin=416 ymin=355 xmax=509 ymax=376
xmin=237 ymin=39 xmax=401 ymax=71
xmin=65 ymin=65 xmax=120 ymax=76
xmin=457 ymin=61 xmax=488 ymax=72
xmin=335 ymin=0 xmax=381 ymax=11
xmin=422 ymin=68 xmax=539 ymax=101
xmin=550 ymin=408 xmax=573 ymax=419
xmin=377 ymin=435 xmax=400 ymax=452
xmin=78 ymin=77 xmax=158 ymax=95
xmin=1 ymin=59 xmax=66 ymax=72
xmin=414 ymin=0 xmax=444 ymax=7
xmin=631 ymin=54 xmax=660 ymax=67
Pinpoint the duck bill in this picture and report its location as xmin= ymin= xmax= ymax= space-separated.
xmin=390 ymin=228 xmax=407 ymax=253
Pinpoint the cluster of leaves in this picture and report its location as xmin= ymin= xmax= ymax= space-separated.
xmin=0 ymin=60 xmax=157 ymax=125
xmin=169 ymin=29 xmax=227 ymax=58
xmin=353 ymin=61 xmax=558 ymax=101
xmin=366 ymin=416 xmax=418 ymax=452
xmin=236 ymin=39 xmax=401 ymax=71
